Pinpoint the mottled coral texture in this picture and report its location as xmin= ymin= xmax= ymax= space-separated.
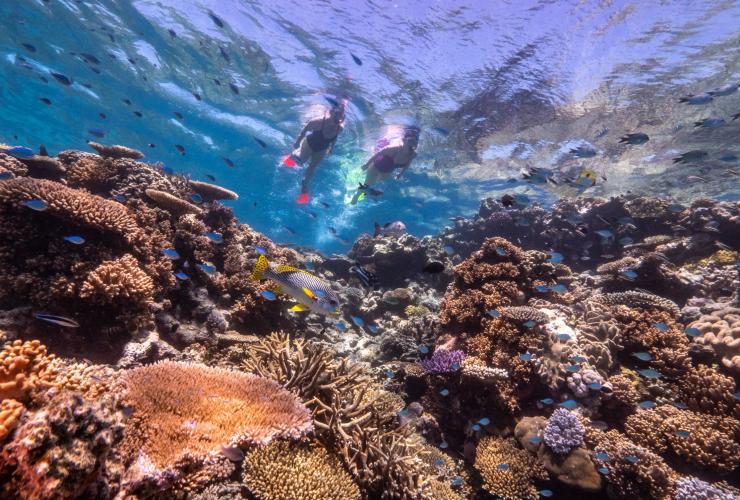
xmin=474 ymin=436 xmax=547 ymax=500
xmin=543 ymin=409 xmax=584 ymax=454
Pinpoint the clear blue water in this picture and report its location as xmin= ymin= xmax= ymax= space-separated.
xmin=1 ymin=0 xmax=738 ymax=254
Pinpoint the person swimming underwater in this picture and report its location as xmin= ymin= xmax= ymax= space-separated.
xmin=350 ymin=127 xmax=419 ymax=204
xmin=285 ymin=103 xmax=346 ymax=204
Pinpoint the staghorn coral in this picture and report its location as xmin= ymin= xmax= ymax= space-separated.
xmin=189 ymin=180 xmax=239 ymax=201
xmin=678 ymin=364 xmax=738 ymax=417
xmin=543 ymin=409 xmax=584 ymax=454
xmin=145 ymin=188 xmax=202 ymax=215
xmin=625 ymin=405 xmax=740 ymax=474
xmin=0 ymin=391 xmax=124 ymax=499
xmin=79 ymin=254 xmax=155 ymax=309
xmin=689 ymin=306 xmax=740 ymax=374
xmin=419 ymin=349 xmax=466 ymax=374
xmin=474 ymin=436 xmax=547 ymax=500
xmin=0 ymin=339 xmax=57 ymax=401
xmin=87 ymin=141 xmax=144 ymax=159
xmin=119 ymin=361 xmax=312 ymax=469
xmin=0 ymin=399 xmax=23 ymax=442
xmin=242 ymin=440 xmax=360 ymax=500
xmin=0 ymin=153 xmax=29 ymax=177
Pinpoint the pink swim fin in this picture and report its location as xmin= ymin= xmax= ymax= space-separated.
xmin=296 ymin=192 xmax=309 ymax=204
xmin=283 ymin=155 xmax=297 ymax=168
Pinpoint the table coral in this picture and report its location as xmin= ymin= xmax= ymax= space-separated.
xmin=689 ymin=306 xmax=740 ymax=374
xmin=189 ymin=180 xmax=239 ymax=201
xmin=474 ymin=436 xmax=547 ymax=500
xmin=145 ymin=188 xmax=202 ymax=215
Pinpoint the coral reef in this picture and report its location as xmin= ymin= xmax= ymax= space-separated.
xmin=474 ymin=436 xmax=547 ymax=499
xmin=543 ymin=409 xmax=584 ymax=454
xmin=689 ymin=306 xmax=740 ymax=374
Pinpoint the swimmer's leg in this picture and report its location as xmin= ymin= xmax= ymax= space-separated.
xmin=298 ymin=150 xmax=326 ymax=203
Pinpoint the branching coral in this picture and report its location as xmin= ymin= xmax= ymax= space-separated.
xmin=242 ymin=440 xmax=360 ymax=500
xmin=0 ymin=399 xmax=23 ymax=442
xmin=0 ymin=339 xmax=57 ymax=401
xmin=544 ymin=409 xmax=584 ymax=454
xmin=689 ymin=306 xmax=740 ymax=374
xmin=419 ymin=349 xmax=466 ymax=373
xmin=678 ymin=365 xmax=738 ymax=417
xmin=79 ymin=254 xmax=155 ymax=309
xmin=119 ymin=361 xmax=313 ymax=469
xmin=474 ymin=436 xmax=547 ymax=500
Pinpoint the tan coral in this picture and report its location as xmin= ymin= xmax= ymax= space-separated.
xmin=678 ymin=365 xmax=738 ymax=417
xmin=189 ymin=180 xmax=239 ymax=201
xmin=17 ymin=155 xmax=65 ymax=176
xmin=0 ymin=399 xmax=23 ymax=441
xmin=145 ymin=188 xmax=202 ymax=215
xmin=474 ymin=436 xmax=547 ymax=500
xmin=79 ymin=254 xmax=155 ymax=308
xmin=0 ymin=153 xmax=29 ymax=177
xmin=690 ymin=306 xmax=740 ymax=374
xmin=242 ymin=440 xmax=361 ymax=500
xmin=119 ymin=361 xmax=313 ymax=469
xmin=596 ymin=257 xmax=640 ymax=275
xmin=87 ymin=141 xmax=144 ymax=159
xmin=0 ymin=340 xmax=57 ymax=401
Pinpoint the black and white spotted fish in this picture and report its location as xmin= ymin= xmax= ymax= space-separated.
xmin=251 ymin=255 xmax=340 ymax=315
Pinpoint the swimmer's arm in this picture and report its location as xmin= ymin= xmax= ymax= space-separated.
xmin=395 ymin=152 xmax=416 ymax=179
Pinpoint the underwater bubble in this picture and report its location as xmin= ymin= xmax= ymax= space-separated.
xmin=63 ymin=235 xmax=85 ymax=245
xmin=632 ymin=352 xmax=652 ymax=361
xmin=588 ymin=383 xmax=602 ymax=390
xmin=161 ymin=248 xmax=180 ymax=260
xmin=673 ymin=430 xmax=690 ymax=437
xmin=653 ymin=322 xmax=668 ymax=331
xmin=174 ymin=271 xmax=190 ymax=280
xmin=519 ymin=352 xmax=533 ymax=361
xmin=550 ymin=284 xmax=567 ymax=294
xmin=523 ymin=320 xmax=536 ymax=328
xmin=205 ymin=232 xmax=224 ymax=243
xmin=541 ymin=398 xmax=554 ymax=405
xmin=535 ymin=284 xmax=549 ymax=293
xmin=384 ymin=370 xmax=394 ymax=379
xmin=638 ymin=369 xmax=662 ymax=379
xmin=549 ymin=252 xmax=563 ymax=264
xmin=559 ymin=399 xmax=577 ymax=409
xmin=684 ymin=327 xmax=701 ymax=337
xmin=540 ymin=490 xmax=553 ymax=498
xmin=497 ymin=463 xmax=509 ymax=471
xmin=351 ymin=315 xmax=364 ymax=327
xmin=486 ymin=309 xmax=501 ymax=318
xmin=495 ymin=246 xmax=507 ymax=256
xmin=197 ymin=262 xmax=216 ymax=274
xmin=472 ymin=424 xmax=481 ymax=431
xmin=440 ymin=388 xmax=450 ymax=396
xmin=21 ymin=199 xmax=48 ymax=211
xmin=557 ymin=333 xmax=571 ymax=341
xmin=529 ymin=436 xmax=542 ymax=445
xmin=419 ymin=345 xmax=429 ymax=354
xmin=598 ymin=467 xmax=609 ymax=475
xmin=190 ymin=193 xmax=203 ymax=204
xmin=439 ymin=441 xmax=449 ymax=449
xmin=479 ymin=417 xmax=491 ymax=425
xmin=255 ymin=244 xmax=267 ymax=254
xmin=624 ymin=455 xmax=639 ymax=463
xmin=638 ymin=400 xmax=656 ymax=409
xmin=260 ymin=290 xmax=277 ymax=301
xmin=566 ymin=364 xmax=580 ymax=373
xmin=595 ymin=452 xmax=609 ymax=460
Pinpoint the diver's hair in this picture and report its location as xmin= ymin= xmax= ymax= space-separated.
xmin=404 ymin=126 xmax=420 ymax=139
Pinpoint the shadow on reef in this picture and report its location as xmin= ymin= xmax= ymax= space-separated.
xmin=0 ymin=141 xmax=738 ymax=499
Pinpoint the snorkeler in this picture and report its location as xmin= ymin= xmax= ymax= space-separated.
xmin=284 ymin=104 xmax=346 ymax=204
xmin=350 ymin=127 xmax=419 ymax=204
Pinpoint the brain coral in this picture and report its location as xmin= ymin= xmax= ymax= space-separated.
xmin=474 ymin=436 xmax=547 ymax=500
xmin=689 ymin=306 xmax=740 ymax=374
xmin=120 ymin=361 xmax=312 ymax=469
xmin=242 ymin=440 xmax=360 ymax=500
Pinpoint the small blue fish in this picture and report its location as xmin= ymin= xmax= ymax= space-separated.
xmin=559 ymin=399 xmax=577 ymax=409
xmin=440 ymin=388 xmax=450 ymax=396
xmin=161 ymin=248 xmax=180 ymax=260
xmin=451 ymin=362 xmax=460 ymax=370
xmin=22 ymin=199 xmax=48 ymax=211
xmin=255 ymin=245 xmax=267 ymax=255
xmin=672 ymin=401 xmax=689 ymax=409
xmin=541 ymin=398 xmax=554 ymax=405
xmin=566 ymin=364 xmax=580 ymax=373
xmin=638 ymin=369 xmax=662 ymax=379
xmin=434 ymin=458 xmax=445 ymax=466
xmin=260 ymin=290 xmax=277 ymax=301
xmin=550 ymin=284 xmax=567 ymax=294
xmin=570 ymin=355 xmax=587 ymax=363
xmin=733 ymin=392 xmax=740 ymax=401
xmin=549 ymin=252 xmax=563 ymax=264
xmin=197 ymin=262 xmax=217 ymax=274
xmin=617 ymin=217 xmax=634 ymax=225
xmin=598 ymin=467 xmax=609 ymax=475
xmin=384 ymin=370 xmax=394 ymax=378
xmin=624 ymin=455 xmax=639 ymax=463
xmin=673 ymin=430 xmax=690 ymax=438
xmin=495 ymin=246 xmax=507 ymax=256
xmin=190 ymin=193 xmax=203 ymax=204
xmin=205 ymin=232 xmax=224 ymax=243
xmin=419 ymin=345 xmax=429 ymax=354
xmin=33 ymin=312 xmax=80 ymax=328
xmin=535 ymin=284 xmax=549 ymax=293
xmin=684 ymin=327 xmax=701 ymax=337
xmin=595 ymin=452 xmax=609 ymax=461
xmin=638 ymin=400 xmax=656 ymax=409
xmin=450 ymin=477 xmax=463 ymax=487
xmin=529 ymin=436 xmax=542 ymax=445
xmin=523 ymin=320 xmax=536 ymax=328
xmin=336 ymin=321 xmax=348 ymax=331
xmin=588 ymin=382 xmax=602 ymax=390
xmin=619 ymin=237 xmax=634 ymax=246
xmin=654 ymin=322 xmax=668 ymax=331
xmin=558 ymin=333 xmax=571 ymax=341
xmin=63 ymin=235 xmax=85 ymax=245
xmin=0 ymin=172 xmax=13 ymax=181
xmin=174 ymin=271 xmax=190 ymax=280
xmin=304 ymin=261 xmax=315 ymax=270
xmin=520 ymin=352 xmax=533 ymax=361
xmin=443 ymin=245 xmax=455 ymax=255
xmin=398 ymin=408 xmax=409 ymax=417
xmin=667 ymin=204 xmax=685 ymax=213
xmin=621 ymin=269 xmax=638 ymax=280
xmin=497 ymin=463 xmax=509 ymax=471
xmin=351 ymin=316 xmax=365 ymax=327
xmin=2 ymin=146 xmax=35 ymax=158
xmin=632 ymin=352 xmax=652 ymax=361
xmin=472 ymin=424 xmax=481 ymax=431
xmin=112 ymin=194 xmax=126 ymax=202
xmin=479 ymin=417 xmax=491 ymax=425
xmin=596 ymin=229 xmax=614 ymax=238
xmin=540 ymin=490 xmax=553 ymax=498
xmin=487 ymin=309 xmax=501 ymax=318
xmin=368 ymin=324 xmax=379 ymax=334
xmin=513 ymin=194 xmax=530 ymax=205
xmin=439 ymin=441 xmax=449 ymax=449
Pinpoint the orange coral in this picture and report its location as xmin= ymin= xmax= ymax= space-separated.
xmin=0 ymin=399 xmax=23 ymax=442
xmin=120 ymin=361 xmax=312 ymax=469
xmin=79 ymin=254 xmax=155 ymax=308
xmin=0 ymin=340 xmax=57 ymax=401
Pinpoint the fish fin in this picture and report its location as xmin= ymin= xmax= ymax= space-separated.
xmin=303 ymin=287 xmax=316 ymax=300
xmin=251 ymin=254 xmax=269 ymax=281
xmin=275 ymin=264 xmax=315 ymax=276
xmin=289 ymin=304 xmax=309 ymax=312
xmin=39 ymin=144 xmax=48 ymax=156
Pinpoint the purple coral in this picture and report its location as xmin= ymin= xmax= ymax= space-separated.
xmin=543 ymin=408 xmax=584 ymax=454
xmin=419 ymin=349 xmax=466 ymax=373
xmin=673 ymin=477 xmax=736 ymax=500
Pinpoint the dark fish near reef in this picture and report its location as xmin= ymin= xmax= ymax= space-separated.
xmin=50 ymin=71 xmax=72 ymax=86
xmin=733 ymin=112 xmax=740 ymax=121
xmin=423 ymin=261 xmax=445 ymax=274
xmin=219 ymin=45 xmax=231 ymax=63
xmin=205 ymin=174 xmax=216 ymax=181
xmin=133 ymin=111 xmax=143 ymax=118
xmin=694 ymin=117 xmax=725 ymax=128
xmin=570 ymin=145 xmax=597 ymax=158
xmin=500 ymin=194 xmax=515 ymax=207
xmin=88 ymin=128 xmax=105 ymax=138
xmin=79 ymin=53 xmax=100 ymax=65
xmin=213 ymin=79 xmax=221 ymax=85
xmin=208 ymin=10 xmax=225 ymax=28
xmin=99 ymin=112 xmax=107 ymax=119
xmin=253 ymin=136 xmax=267 ymax=148
xmin=594 ymin=127 xmax=609 ymax=139
xmin=708 ymin=83 xmax=739 ymax=96
xmin=229 ymin=82 xmax=239 ymax=95
xmin=33 ymin=312 xmax=80 ymax=328
xmin=21 ymin=42 xmax=36 ymax=52
xmin=193 ymin=92 xmax=202 ymax=101
xmin=673 ymin=150 xmax=707 ymax=164
xmin=350 ymin=264 xmax=379 ymax=289
xmin=350 ymin=52 xmax=362 ymax=65
xmin=175 ymin=144 xmax=185 ymax=155
xmin=122 ymin=98 xmax=132 ymax=106
xmin=679 ymin=93 xmax=713 ymax=105
xmin=619 ymin=133 xmax=649 ymax=145
xmin=39 ymin=97 xmax=52 ymax=105
xmin=174 ymin=111 xmax=183 ymax=120
xmin=168 ymin=29 xmax=177 ymax=38
xmin=223 ymin=157 xmax=234 ymax=168
xmin=251 ymin=254 xmax=340 ymax=315
xmin=374 ymin=221 xmax=406 ymax=237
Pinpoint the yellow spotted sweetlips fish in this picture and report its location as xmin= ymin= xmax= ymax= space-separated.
xmin=251 ymin=255 xmax=340 ymax=315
